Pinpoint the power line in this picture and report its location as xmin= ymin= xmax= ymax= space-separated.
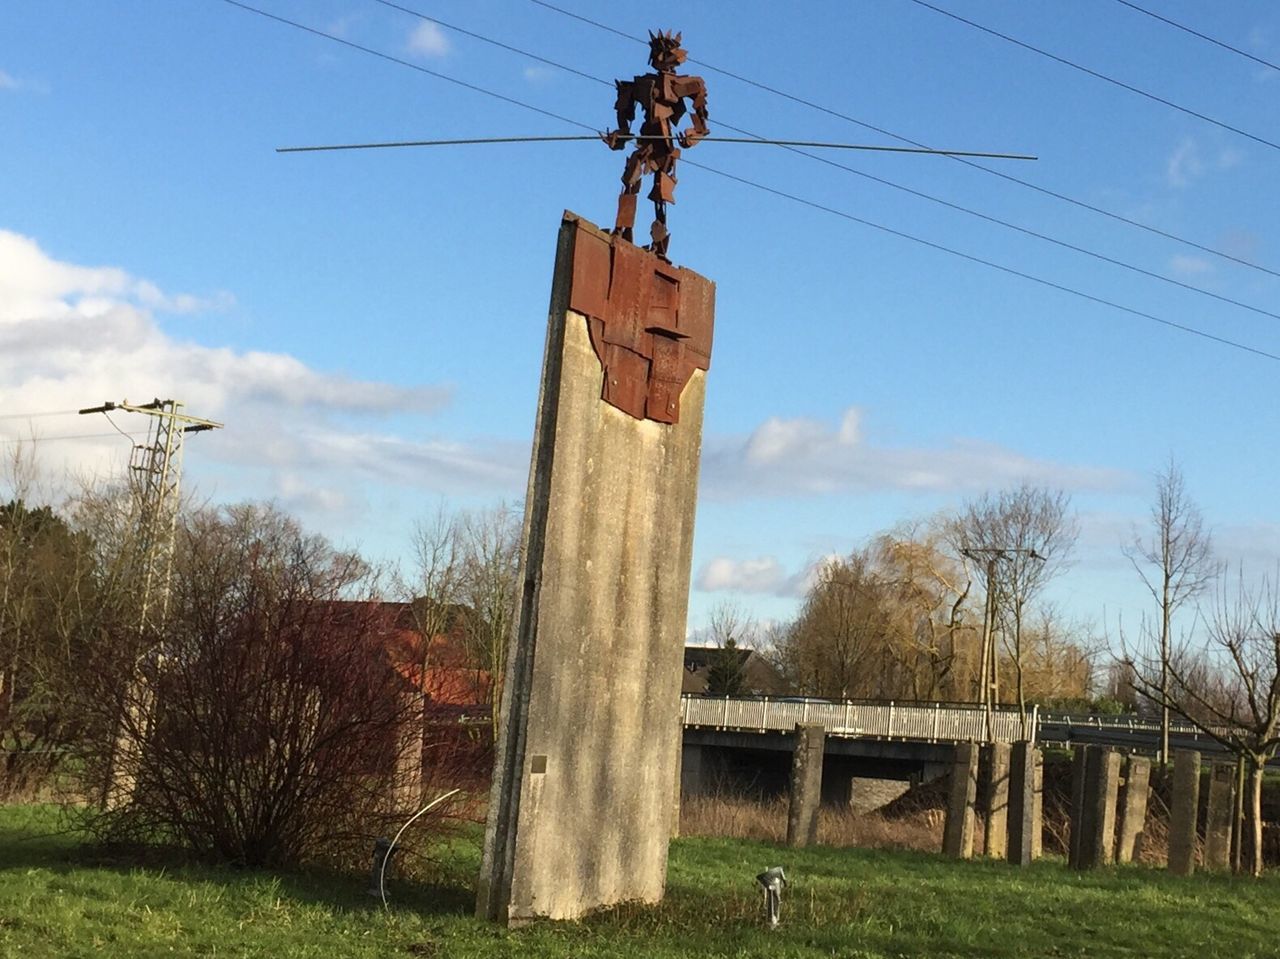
xmin=372 ymin=0 xmax=1280 ymax=326
xmin=1112 ymin=0 xmax=1280 ymax=74
xmin=218 ymin=0 xmax=585 ymax=130
xmin=0 ymin=431 xmax=147 ymax=447
xmin=682 ymin=157 xmax=1280 ymax=364
xmin=0 ymin=409 xmax=80 ymax=420
xmin=223 ymin=0 xmax=1280 ymax=363
xmin=526 ymin=0 xmax=1280 ymax=281
xmin=904 ymin=0 xmax=1280 ymax=153
xmin=277 ymin=133 xmax=1038 ymax=161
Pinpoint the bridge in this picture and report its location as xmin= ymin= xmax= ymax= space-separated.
xmin=678 ymin=694 xmax=1223 ymax=806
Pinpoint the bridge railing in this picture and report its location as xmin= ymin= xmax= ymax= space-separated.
xmin=681 ymin=695 xmax=1038 ymax=745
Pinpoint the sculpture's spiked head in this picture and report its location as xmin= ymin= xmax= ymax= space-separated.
xmin=648 ymin=29 xmax=687 ymax=70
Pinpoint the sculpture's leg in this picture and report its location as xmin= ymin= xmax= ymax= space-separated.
xmin=647 ymin=156 xmax=678 ymax=258
xmin=650 ymin=199 xmax=669 ymax=258
xmin=615 ymin=150 xmax=645 ymax=243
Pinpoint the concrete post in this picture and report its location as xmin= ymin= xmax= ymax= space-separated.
xmin=1168 ymin=749 xmax=1202 ymax=877
xmin=982 ymin=742 xmax=1011 ymax=859
xmin=1031 ymin=749 xmax=1043 ymax=860
xmin=1068 ymin=745 xmax=1089 ymax=869
xmin=786 ymin=723 xmax=825 ymax=847
xmin=679 ymin=742 xmax=705 ymax=799
xmin=943 ymin=742 xmax=979 ymax=859
xmin=1081 ymin=748 xmax=1121 ymax=869
xmin=1007 ymin=741 xmax=1038 ymax=867
xmin=1204 ymin=762 xmax=1235 ymax=871
xmin=477 ymin=213 xmax=714 ymax=924
xmin=1115 ymin=755 xmax=1151 ymax=864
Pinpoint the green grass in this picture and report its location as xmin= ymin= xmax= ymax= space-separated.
xmin=1 ymin=804 xmax=1276 ymax=958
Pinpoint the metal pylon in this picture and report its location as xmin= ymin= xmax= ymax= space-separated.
xmin=80 ymin=398 xmax=222 ymax=633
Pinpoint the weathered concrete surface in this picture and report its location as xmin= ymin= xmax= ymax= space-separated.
xmin=1068 ymin=745 xmax=1088 ymax=869
xmin=1080 ymin=748 xmax=1120 ymax=869
xmin=1116 ymin=755 xmax=1151 ymax=864
xmin=943 ymin=743 xmax=979 ymax=859
xmin=1168 ymin=749 xmax=1202 ymax=877
xmin=1204 ymin=762 xmax=1235 ymax=871
xmin=787 ymin=724 xmax=826 ymax=847
xmin=982 ymin=742 xmax=1011 ymax=859
xmin=1031 ymin=749 xmax=1043 ymax=859
xmin=477 ymin=213 xmax=713 ymax=924
xmin=1007 ymin=741 xmax=1039 ymax=867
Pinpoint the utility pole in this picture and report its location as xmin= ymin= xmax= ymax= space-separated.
xmin=79 ymin=398 xmax=222 ymax=807
xmin=961 ymin=547 xmax=1045 ymax=741
xmin=79 ymin=399 xmax=222 ymax=633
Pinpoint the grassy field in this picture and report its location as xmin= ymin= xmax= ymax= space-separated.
xmin=1 ymin=804 xmax=1276 ymax=959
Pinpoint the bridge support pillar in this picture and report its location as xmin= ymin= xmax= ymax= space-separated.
xmin=821 ymin=763 xmax=855 ymax=808
xmin=1115 ymin=755 xmax=1151 ymax=864
xmin=1204 ymin=762 xmax=1235 ymax=871
xmin=1168 ymin=749 xmax=1201 ymax=876
xmin=1006 ymin=741 xmax=1040 ymax=866
xmin=1076 ymin=747 xmax=1120 ymax=869
xmin=942 ymin=742 xmax=979 ymax=859
xmin=1068 ymin=745 xmax=1089 ymax=868
xmin=679 ymin=742 xmax=706 ymax=799
xmin=981 ymin=742 xmax=1011 ymax=859
xmin=787 ymin=723 xmax=825 ymax=847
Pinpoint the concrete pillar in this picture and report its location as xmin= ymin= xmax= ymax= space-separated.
xmin=1068 ymin=745 xmax=1089 ymax=868
xmin=1031 ymin=749 xmax=1043 ymax=860
xmin=1204 ymin=762 xmax=1235 ymax=871
xmin=679 ymin=742 xmax=705 ymax=799
xmin=1007 ymin=741 xmax=1039 ymax=867
xmin=786 ymin=723 xmax=825 ymax=847
xmin=943 ymin=742 xmax=979 ymax=859
xmin=477 ymin=213 xmax=714 ymax=924
xmin=1168 ymin=749 xmax=1202 ymax=877
xmin=1115 ymin=755 xmax=1151 ymax=864
xmin=982 ymin=742 xmax=1011 ymax=859
xmin=820 ymin=760 xmax=855 ymax=808
xmin=1081 ymin=748 xmax=1121 ymax=869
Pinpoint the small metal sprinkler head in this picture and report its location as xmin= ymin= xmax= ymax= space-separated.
xmin=756 ymin=866 xmax=787 ymax=928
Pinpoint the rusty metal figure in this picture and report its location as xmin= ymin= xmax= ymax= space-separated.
xmin=602 ymin=30 xmax=709 ymax=258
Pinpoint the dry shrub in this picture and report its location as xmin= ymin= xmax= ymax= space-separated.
xmin=679 ymin=793 xmax=944 ymax=853
xmin=72 ymin=504 xmax=434 ymax=869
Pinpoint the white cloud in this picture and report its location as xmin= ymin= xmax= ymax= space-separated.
xmin=703 ymin=407 xmax=1126 ymax=500
xmin=0 ymin=70 xmax=17 ymax=91
xmin=522 ymin=65 xmax=553 ymax=83
xmin=407 ymin=22 xmax=450 ymax=59
xmin=1166 ymin=138 xmax=1203 ymax=189
xmin=1165 ymin=139 xmax=1246 ymax=189
xmin=696 ymin=553 xmax=835 ymax=598
xmin=1169 ymin=254 xmax=1212 ymax=277
xmin=0 ymin=230 xmax=524 ymax=513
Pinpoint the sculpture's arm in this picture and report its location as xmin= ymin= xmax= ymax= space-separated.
xmin=673 ymin=75 xmax=709 ymax=148
xmin=602 ymin=79 xmax=637 ymax=151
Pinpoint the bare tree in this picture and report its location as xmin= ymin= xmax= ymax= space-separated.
xmin=456 ymin=504 xmax=521 ymax=737
xmin=397 ymin=505 xmax=466 ymax=804
xmin=869 ymin=523 xmax=974 ymax=701
xmin=1125 ymin=568 xmax=1280 ymax=876
xmin=1123 ymin=458 xmax=1216 ymax=764
xmin=954 ymin=485 xmax=1078 ymax=725
xmin=778 ymin=550 xmax=894 ymax=700
xmin=704 ymin=600 xmax=757 ymax=696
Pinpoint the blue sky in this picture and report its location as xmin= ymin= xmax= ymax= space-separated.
xmin=2 ymin=1 xmax=1278 ymax=640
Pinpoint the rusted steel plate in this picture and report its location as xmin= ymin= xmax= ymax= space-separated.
xmin=563 ymin=214 xmax=713 ymax=425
